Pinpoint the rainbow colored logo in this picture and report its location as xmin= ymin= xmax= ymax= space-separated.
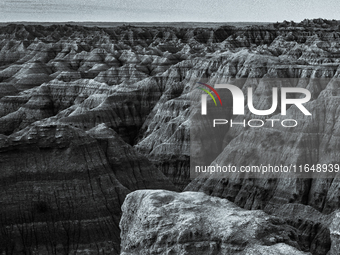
xmin=197 ymin=82 xmax=222 ymax=106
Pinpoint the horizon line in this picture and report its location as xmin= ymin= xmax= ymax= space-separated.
xmin=0 ymin=18 xmax=335 ymax=24
xmin=0 ymin=21 xmax=275 ymax=23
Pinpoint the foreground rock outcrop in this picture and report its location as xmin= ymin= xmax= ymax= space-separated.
xmin=120 ymin=190 xmax=312 ymax=255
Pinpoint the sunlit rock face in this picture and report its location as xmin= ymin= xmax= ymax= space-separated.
xmin=0 ymin=19 xmax=340 ymax=254
xmin=120 ymin=190 xmax=312 ymax=255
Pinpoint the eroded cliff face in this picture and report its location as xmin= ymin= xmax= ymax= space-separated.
xmin=186 ymin=74 xmax=340 ymax=208
xmin=120 ymin=190 xmax=312 ymax=255
xmin=0 ymin=123 xmax=176 ymax=254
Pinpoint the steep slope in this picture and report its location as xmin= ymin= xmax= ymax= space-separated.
xmin=0 ymin=123 xmax=175 ymax=254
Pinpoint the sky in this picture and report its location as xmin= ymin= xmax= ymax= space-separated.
xmin=0 ymin=0 xmax=339 ymax=23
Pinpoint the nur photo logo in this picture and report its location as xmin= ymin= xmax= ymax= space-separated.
xmin=196 ymin=82 xmax=312 ymax=128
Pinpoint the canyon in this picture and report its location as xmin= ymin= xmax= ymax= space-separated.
xmin=0 ymin=19 xmax=339 ymax=254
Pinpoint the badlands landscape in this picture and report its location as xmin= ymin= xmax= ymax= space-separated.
xmin=0 ymin=19 xmax=339 ymax=254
